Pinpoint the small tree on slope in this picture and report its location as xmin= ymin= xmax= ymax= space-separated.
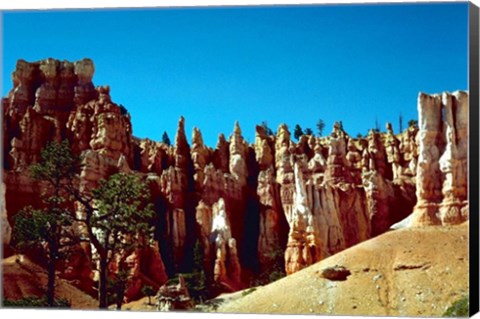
xmin=90 ymin=172 xmax=155 ymax=309
xmin=11 ymin=140 xmax=79 ymax=307
xmin=19 ymin=141 xmax=156 ymax=309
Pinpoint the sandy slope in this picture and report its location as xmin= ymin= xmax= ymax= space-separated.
xmin=218 ymin=223 xmax=469 ymax=317
xmin=2 ymin=223 xmax=469 ymax=315
xmin=120 ymin=296 xmax=157 ymax=311
xmin=2 ymin=255 xmax=98 ymax=309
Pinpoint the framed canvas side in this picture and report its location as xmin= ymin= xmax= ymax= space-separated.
xmin=469 ymin=1 xmax=480 ymax=316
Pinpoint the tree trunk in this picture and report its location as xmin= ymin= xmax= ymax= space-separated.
xmin=47 ymin=245 xmax=56 ymax=307
xmin=115 ymin=288 xmax=125 ymax=310
xmin=99 ymin=257 xmax=108 ymax=309
xmin=47 ymin=229 xmax=58 ymax=307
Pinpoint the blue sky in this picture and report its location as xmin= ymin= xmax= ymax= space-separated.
xmin=1 ymin=3 xmax=469 ymax=146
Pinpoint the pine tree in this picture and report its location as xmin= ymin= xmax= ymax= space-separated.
xmin=11 ymin=140 xmax=79 ymax=307
xmin=162 ymin=131 xmax=171 ymax=146
xmin=17 ymin=141 xmax=156 ymax=309
xmin=91 ymin=173 xmax=155 ymax=308
xmin=141 ymin=285 xmax=156 ymax=305
xmin=183 ymin=240 xmax=207 ymax=303
xmin=260 ymin=121 xmax=274 ymax=136
xmin=375 ymin=117 xmax=380 ymax=132
xmin=294 ymin=124 xmax=304 ymax=141
xmin=316 ymin=119 xmax=325 ymax=136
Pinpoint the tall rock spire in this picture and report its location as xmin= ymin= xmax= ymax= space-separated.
xmin=174 ymin=116 xmax=190 ymax=169
xmin=229 ymin=121 xmax=247 ymax=185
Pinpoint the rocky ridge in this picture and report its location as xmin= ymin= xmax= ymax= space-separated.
xmin=1 ymin=58 xmax=469 ymax=301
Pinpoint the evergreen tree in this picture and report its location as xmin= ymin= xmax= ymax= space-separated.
xmin=19 ymin=141 xmax=156 ymax=309
xmin=293 ymin=124 xmax=304 ymax=141
xmin=375 ymin=117 xmax=380 ymax=132
xmin=162 ymin=131 xmax=171 ymax=146
xmin=91 ymin=173 xmax=155 ymax=308
xmin=182 ymin=240 xmax=207 ymax=303
xmin=11 ymin=140 xmax=79 ymax=307
xmin=316 ymin=119 xmax=325 ymax=136
xmin=260 ymin=121 xmax=274 ymax=136
xmin=141 ymin=285 xmax=156 ymax=305
xmin=108 ymin=268 xmax=130 ymax=310
xmin=304 ymin=128 xmax=313 ymax=135
xmin=408 ymin=119 xmax=418 ymax=128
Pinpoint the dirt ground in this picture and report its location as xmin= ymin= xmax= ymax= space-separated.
xmin=2 ymin=255 xmax=98 ymax=309
xmin=217 ymin=223 xmax=469 ymax=317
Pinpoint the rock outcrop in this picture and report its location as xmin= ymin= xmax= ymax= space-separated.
xmin=108 ymin=242 xmax=168 ymax=302
xmin=255 ymin=126 xmax=285 ymax=269
xmin=195 ymin=198 xmax=242 ymax=289
xmin=2 ymin=58 xmax=468 ymax=300
xmin=155 ymin=275 xmax=194 ymax=311
xmin=403 ymin=91 xmax=468 ymax=227
xmin=284 ymin=163 xmax=321 ymax=274
xmin=1 ymin=182 xmax=11 ymax=253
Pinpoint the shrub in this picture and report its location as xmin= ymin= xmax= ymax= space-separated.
xmin=251 ymin=247 xmax=286 ymax=286
xmin=118 ymin=104 xmax=129 ymax=116
xmin=241 ymin=288 xmax=257 ymax=297
xmin=141 ymin=285 xmax=156 ymax=305
xmin=443 ymin=295 xmax=469 ymax=317
xmin=3 ymin=296 xmax=71 ymax=308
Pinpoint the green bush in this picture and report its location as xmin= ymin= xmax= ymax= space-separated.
xmin=141 ymin=285 xmax=156 ymax=305
xmin=443 ymin=295 xmax=469 ymax=317
xmin=251 ymin=248 xmax=286 ymax=286
xmin=3 ymin=296 xmax=71 ymax=308
xmin=241 ymin=288 xmax=257 ymax=297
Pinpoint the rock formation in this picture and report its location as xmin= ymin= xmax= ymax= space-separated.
xmin=2 ymin=58 xmax=167 ymax=296
xmin=385 ymin=122 xmax=402 ymax=180
xmin=229 ymin=122 xmax=248 ymax=186
xmin=2 ymin=58 xmax=468 ymax=301
xmin=284 ymin=163 xmax=321 ymax=274
xmin=108 ymin=242 xmax=168 ymax=302
xmin=191 ymin=127 xmax=209 ymax=190
xmin=195 ymin=198 xmax=242 ymax=289
xmin=407 ymin=91 xmax=469 ymax=226
xmin=211 ymin=198 xmax=242 ymax=286
xmin=1 ymin=181 xmax=11 ymax=252
xmin=257 ymin=167 xmax=283 ymax=266
xmin=156 ymin=274 xmax=194 ymax=311
xmin=399 ymin=123 xmax=419 ymax=176
xmin=255 ymin=126 xmax=284 ymax=268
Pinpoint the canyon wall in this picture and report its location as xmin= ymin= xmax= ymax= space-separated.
xmin=1 ymin=59 xmax=468 ymax=298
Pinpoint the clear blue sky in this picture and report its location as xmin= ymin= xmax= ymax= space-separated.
xmin=1 ymin=3 xmax=469 ymax=146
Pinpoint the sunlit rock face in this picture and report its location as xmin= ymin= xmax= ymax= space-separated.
xmin=195 ymin=198 xmax=242 ymax=290
xmin=284 ymin=163 xmax=320 ymax=274
xmin=404 ymin=91 xmax=469 ymax=227
xmin=1 ymin=181 xmax=11 ymax=255
xmin=2 ymin=58 xmax=467 ymax=295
